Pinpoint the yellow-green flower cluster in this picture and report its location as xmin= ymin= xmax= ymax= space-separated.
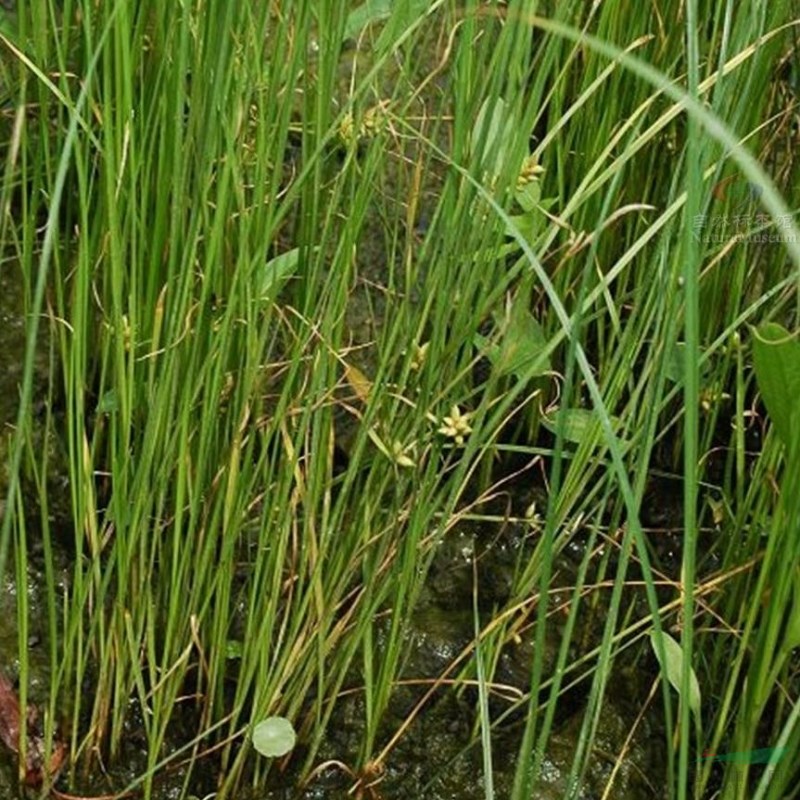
xmin=410 ymin=341 xmax=429 ymax=372
xmin=338 ymin=102 xmax=388 ymax=146
xmin=516 ymin=153 xmax=545 ymax=191
xmin=438 ymin=405 xmax=473 ymax=446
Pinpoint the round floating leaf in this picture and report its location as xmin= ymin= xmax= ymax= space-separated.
xmin=252 ymin=717 xmax=297 ymax=758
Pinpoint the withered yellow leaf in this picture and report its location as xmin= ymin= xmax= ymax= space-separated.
xmin=345 ymin=363 xmax=372 ymax=403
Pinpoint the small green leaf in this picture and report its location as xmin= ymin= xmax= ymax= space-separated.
xmin=258 ymin=248 xmax=300 ymax=302
xmin=665 ymin=341 xmax=711 ymax=384
xmin=515 ymin=180 xmax=541 ymax=213
xmin=252 ymin=717 xmax=297 ymax=758
xmin=343 ymin=0 xmax=392 ymax=40
xmin=505 ymin=211 xmax=543 ymax=247
xmin=541 ymin=408 xmax=620 ymax=446
xmin=751 ymin=322 xmax=800 ymax=448
xmin=97 ymin=390 xmax=118 ymax=415
xmin=505 ymin=197 xmax=557 ymax=248
xmin=787 ymin=567 xmax=800 ymax=650
xmin=649 ymin=629 xmax=701 ymax=718
xmin=344 ymin=0 xmax=432 ymax=46
xmin=474 ymin=299 xmax=550 ymax=382
xmin=497 ymin=303 xmax=549 ymax=381
xmin=225 ymin=640 xmax=243 ymax=660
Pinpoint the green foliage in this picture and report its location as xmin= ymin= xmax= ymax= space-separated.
xmin=473 ymin=295 xmax=550 ymax=382
xmin=344 ymin=0 xmax=432 ymax=44
xmin=541 ymin=407 xmax=623 ymax=446
xmin=649 ymin=629 xmax=702 ymax=719
xmin=258 ymin=248 xmax=301 ymax=303
xmin=1 ymin=1 xmax=799 ymax=799
xmin=751 ymin=322 xmax=800 ymax=449
xmin=344 ymin=0 xmax=394 ymax=39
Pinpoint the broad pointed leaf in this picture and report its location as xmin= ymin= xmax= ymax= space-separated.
xmin=752 ymin=322 xmax=800 ymax=449
xmin=649 ymin=629 xmax=701 ymax=718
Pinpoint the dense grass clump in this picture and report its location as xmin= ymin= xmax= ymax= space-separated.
xmin=1 ymin=1 xmax=799 ymax=798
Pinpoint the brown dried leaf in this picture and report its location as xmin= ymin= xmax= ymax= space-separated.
xmin=0 ymin=671 xmax=66 ymax=786
xmin=0 ymin=672 xmax=22 ymax=755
